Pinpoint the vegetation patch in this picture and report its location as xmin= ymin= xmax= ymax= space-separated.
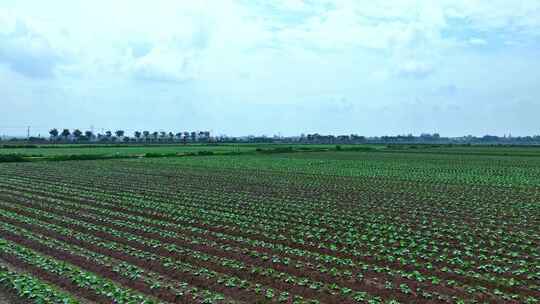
xmin=0 ymin=155 xmax=28 ymax=163
xmin=0 ymin=150 xmax=538 ymax=303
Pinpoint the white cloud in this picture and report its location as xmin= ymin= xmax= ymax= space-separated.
xmin=277 ymin=0 xmax=309 ymax=11
xmin=1 ymin=0 xmax=540 ymax=136
xmin=3 ymin=1 xmax=539 ymax=81
xmin=129 ymin=46 xmax=199 ymax=83
xmin=396 ymin=61 xmax=435 ymax=79
xmin=0 ymin=14 xmax=69 ymax=78
xmin=468 ymin=38 xmax=487 ymax=46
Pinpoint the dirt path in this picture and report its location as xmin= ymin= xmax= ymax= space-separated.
xmin=0 ymin=287 xmax=27 ymax=304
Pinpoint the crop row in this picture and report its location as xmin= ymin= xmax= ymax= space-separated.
xmin=1 ymin=174 xmax=536 ymax=293
xmin=0 ymin=190 xmax=532 ymax=304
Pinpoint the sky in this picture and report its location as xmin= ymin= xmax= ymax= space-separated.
xmin=1 ymin=0 xmax=539 ymax=137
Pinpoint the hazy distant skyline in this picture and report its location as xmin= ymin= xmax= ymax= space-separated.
xmin=1 ymin=1 xmax=539 ymax=137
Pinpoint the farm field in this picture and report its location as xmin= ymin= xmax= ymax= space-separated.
xmin=2 ymin=142 xmax=540 ymax=158
xmin=0 ymin=143 xmax=383 ymax=161
xmin=0 ymin=144 xmax=255 ymax=157
xmin=0 ymin=148 xmax=539 ymax=303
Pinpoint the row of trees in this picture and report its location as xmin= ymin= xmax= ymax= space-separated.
xmin=292 ymin=133 xmax=540 ymax=144
xmin=48 ymin=129 xmax=211 ymax=143
xmin=38 ymin=129 xmax=540 ymax=145
xmin=299 ymin=133 xmax=367 ymax=144
xmin=297 ymin=132 xmax=540 ymax=144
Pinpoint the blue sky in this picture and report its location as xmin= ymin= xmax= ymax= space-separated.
xmin=1 ymin=0 xmax=539 ymax=137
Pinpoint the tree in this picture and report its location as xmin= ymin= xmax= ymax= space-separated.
xmin=61 ymin=129 xmax=71 ymax=140
xmin=105 ymin=131 xmax=112 ymax=139
xmin=73 ymin=129 xmax=83 ymax=140
xmin=134 ymin=131 xmax=142 ymax=141
xmin=152 ymin=132 xmax=159 ymax=141
xmin=142 ymin=131 xmax=150 ymax=142
xmin=115 ymin=130 xmax=125 ymax=138
xmin=168 ymin=132 xmax=174 ymax=141
xmin=49 ymin=129 xmax=59 ymax=140
xmin=85 ymin=131 xmax=94 ymax=139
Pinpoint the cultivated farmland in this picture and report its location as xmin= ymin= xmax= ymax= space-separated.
xmin=0 ymin=147 xmax=539 ymax=303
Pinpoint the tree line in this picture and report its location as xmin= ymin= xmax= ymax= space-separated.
xmin=2 ymin=129 xmax=539 ymax=145
xmin=295 ymin=133 xmax=540 ymax=144
xmin=48 ymin=129 xmax=211 ymax=143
